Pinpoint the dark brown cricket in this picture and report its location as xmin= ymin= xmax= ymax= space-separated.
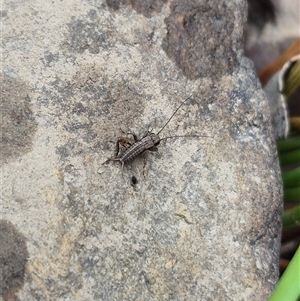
xmin=102 ymin=95 xmax=208 ymax=171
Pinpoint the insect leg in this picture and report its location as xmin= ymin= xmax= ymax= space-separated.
xmin=102 ymin=138 xmax=129 ymax=165
xmin=126 ymin=132 xmax=139 ymax=142
xmin=148 ymin=146 xmax=158 ymax=152
xmin=119 ymin=127 xmax=139 ymax=142
xmin=115 ymin=138 xmax=132 ymax=156
xmin=132 ymin=133 xmax=139 ymax=142
xmin=102 ymin=156 xmax=121 ymax=165
xmin=141 ymin=130 xmax=151 ymax=138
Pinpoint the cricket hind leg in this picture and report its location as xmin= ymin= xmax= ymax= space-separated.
xmin=114 ymin=137 xmax=133 ymax=156
xmin=141 ymin=130 xmax=151 ymax=139
xmin=102 ymin=137 xmax=131 ymax=165
xmin=102 ymin=156 xmax=121 ymax=165
xmin=119 ymin=128 xmax=139 ymax=142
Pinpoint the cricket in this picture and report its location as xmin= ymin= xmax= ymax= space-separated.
xmin=102 ymin=95 xmax=207 ymax=170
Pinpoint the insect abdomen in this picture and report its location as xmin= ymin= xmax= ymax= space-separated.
xmin=120 ymin=136 xmax=156 ymax=163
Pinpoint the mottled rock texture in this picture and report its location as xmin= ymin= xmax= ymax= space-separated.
xmin=1 ymin=0 xmax=282 ymax=300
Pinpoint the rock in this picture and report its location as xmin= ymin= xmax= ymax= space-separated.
xmin=1 ymin=0 xmax=282 ymax=300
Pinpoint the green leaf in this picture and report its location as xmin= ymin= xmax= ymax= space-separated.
xmin=268 ymin=247 xmax=300 ymax=301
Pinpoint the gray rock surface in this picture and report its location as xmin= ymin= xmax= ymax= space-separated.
xmin=1 ymin=0 xmax=283 ymax=300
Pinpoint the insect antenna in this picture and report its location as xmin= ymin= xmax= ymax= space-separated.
xmin=159 ymin=134 xmax=211 ymax=142
xmin=156 ymin=95 xmax=193 ymax=135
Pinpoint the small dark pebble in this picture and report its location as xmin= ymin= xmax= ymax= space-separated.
xmin=131 ymin=176 xmax=138 ymax=185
